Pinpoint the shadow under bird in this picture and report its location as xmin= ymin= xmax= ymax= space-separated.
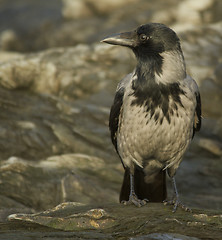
xmin=101 ymin=23 xmax=201 ymax=212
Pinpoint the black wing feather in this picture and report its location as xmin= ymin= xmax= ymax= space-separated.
xmin=193 ymin=92 xmax=201 ymax=138
xmin=109 ymin=87 xmax=124 ymax=152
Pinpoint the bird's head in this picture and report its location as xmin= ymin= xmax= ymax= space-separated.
xmin=101 ymin=23 xmax=181 ymax=60
xmin=101 ymin=23 xmax=185 ymax=84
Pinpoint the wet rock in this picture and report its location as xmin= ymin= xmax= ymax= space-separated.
xmin=200 ymin=78 xmax=222 ymax=118
xmin=198 ymin=77 xmax=222 ymax=138
xmin=180 ymin=22 xmax=222 ymax=85
xmin=62 ymin=0 xmax=137 ymax=19
xmin=175 ymin=0 xmax=215 ymax=27
xmin=214 ymin=62 xmax=222 ymax=87
xmin=0 ymin=0 xmax=178 ymax=52
xmin=0 ymin=19 xmax=221 ymax=211
xmin=0 ymin=1 xmax=221 ymax=239
xmin=0 ymin=29 xmax=18 ymax=51
xmin=0 ymin=154 xmax=121 ymax=211
xmin=0 ymin=22 xmax=221 ymax=214
xmin=169 ymin=0 xmax=222 ymax=31
xmin=0 ymin=44 xmax=133 ymax=162
xmin=0 ymin=0 xmax=222 ymax=53
xmin=62 ymin=0 xmax=93 ymax=19
xmin=130 ymin=233 xmax=201 ymax=240
xmin=7 ymin=202 xmax=116 ymax=231
xmin=0 ymin=50 xmax=23 ymax=62
xmin=196 ymin=137 xmax=222 ymax=156
xmin=3 ymin=202 xmax=222 ymax=240
xmin=0 ymin=45 xmax=133 ymax=98
xmin=0 ymin=0 xmax=63 ymax=52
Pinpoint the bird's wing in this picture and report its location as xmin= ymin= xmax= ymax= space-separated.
xmin=193 ymin=91 xmax=201 ymax=137
xmin=109 ymin=73 xmax=133 ymax=152
xmin=185 ymin=75 xmax=201 ymax=137
xmin=109 ymin=87 xmax=124 ymax=151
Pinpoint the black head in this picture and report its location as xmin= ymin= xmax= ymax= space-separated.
xmin=101 ymin=23 xmax=181 ymax=60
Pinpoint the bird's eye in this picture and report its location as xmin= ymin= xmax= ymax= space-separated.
xmin=139 ymin=34 xmax=148 ymax=42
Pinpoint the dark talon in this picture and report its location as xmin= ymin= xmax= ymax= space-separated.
xmin=164 ymin=197 xmax=192 ymax=213
xmin=121 ymin=192 xmax=148 ymax=207
xmin=163 ymin=177 xmax=192 ymax=213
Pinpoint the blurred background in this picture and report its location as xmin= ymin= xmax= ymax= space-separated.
xmin=0 ymin=0 xmax=221 ymax=218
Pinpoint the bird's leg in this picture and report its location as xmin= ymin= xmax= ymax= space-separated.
xmin=164 ymin=177 xmax=191 ymax=212
xmin=121 ymin=173 xmax=148 ymax=207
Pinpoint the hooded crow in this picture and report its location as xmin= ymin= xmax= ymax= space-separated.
xmin=101 ymin=23 xmax=201 ymax=212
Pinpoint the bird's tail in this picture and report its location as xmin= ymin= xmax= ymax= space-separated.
xmin=119 ymin=167 xmax=167 ymax=202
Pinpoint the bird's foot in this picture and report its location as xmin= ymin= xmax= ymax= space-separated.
xmin=163 ymin=197 xmax=192 ymax=213
xmin=121 ymin=192 xmax=148 ymax=207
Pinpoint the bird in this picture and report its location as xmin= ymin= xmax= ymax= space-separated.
xmin=101 ymin=23 xmax=201 ymax=212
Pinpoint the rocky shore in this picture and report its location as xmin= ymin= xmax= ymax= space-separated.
xmin=0 ymin=0 xmax=221 ymax=239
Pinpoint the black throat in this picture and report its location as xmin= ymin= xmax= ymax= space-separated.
xmin=131 ymin=54 xmax=185 ymax=124
xmin=135 ymin=53 xmax=163 ymax=83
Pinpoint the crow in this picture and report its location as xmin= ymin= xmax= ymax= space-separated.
xmin=101 ymin=23 xmax=201 ymax=212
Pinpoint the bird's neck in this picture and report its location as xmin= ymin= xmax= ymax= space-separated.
xmin=131 ymin=50 xmax=186 ymax=121
xmin=134 ymin=50 xmax=186 ymax=90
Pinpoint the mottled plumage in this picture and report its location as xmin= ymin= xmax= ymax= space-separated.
xmin=102 ymin=23 xmax=201 ymax=211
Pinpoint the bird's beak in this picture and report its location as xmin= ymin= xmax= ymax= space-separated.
xmin=101 ymin=31 xmax=136 ymax=47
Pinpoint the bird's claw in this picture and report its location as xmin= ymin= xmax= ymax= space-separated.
xmin=163 ymin=198 xmax=192 ymax=213
xmin=121 ymin=193 xmax=148 ymax=207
